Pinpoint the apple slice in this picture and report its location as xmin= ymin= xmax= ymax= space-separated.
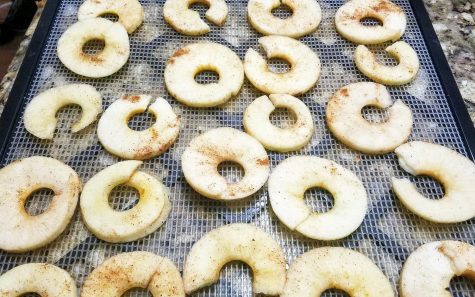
xmin=400 ymin=241 xmax=475 ymax=297
xmin=392 ymin=141 xmax=475 ymax=223
xmin=183 ymin=223 xmax=286 ymax=295
xmin=283 ymin=247 xmax=394 ymax=297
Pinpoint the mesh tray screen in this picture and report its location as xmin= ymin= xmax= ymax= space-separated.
xmin=1 ymin=0 xmax=475 ymax=296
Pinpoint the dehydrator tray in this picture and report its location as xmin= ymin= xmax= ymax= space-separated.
xmin=1 ymin=0 xmax=475 ymax=295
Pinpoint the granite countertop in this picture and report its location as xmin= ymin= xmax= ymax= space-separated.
xmin=0 ymin=0 xmax=474 ymax=119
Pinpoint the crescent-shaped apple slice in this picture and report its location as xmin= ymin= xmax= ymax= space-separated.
xmin=24 ymin=84 xmax=102 ymax=139
xmin=183 ymin=223 xmax=286 ymax=295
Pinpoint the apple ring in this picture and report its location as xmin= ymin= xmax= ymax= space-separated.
xmin=400 ymin=241 xmax=475 ymax=297
xmin=97 ymin=95 xmax=180 ymax=160
xmin=244 ymin=35 xmax=321 ymax=95
xmin=391 ymin=141 xmax=475 ymax=223
xmin=163 ymin=0 xmax=228 ymax=35
xmin=80 ymin=161 xmax=171 ymax=243
xmin=57 ymin=18 xmax=130 ymax=78
xmin=24 ymin=84 xmax=102 ymax=140
xmin=247 ymin=0 xmax=322 ymax=38
xmin=326 ymin=82 xmax=413 ymax=154
xmin=0 ymin=156 xmax=81 ymax=253
xmin=0 ymin=263 xmax=77 ymax=296
xmin=282 ymin=247 xmax=394 ymax=297
xmin=269 ymin=156 xmax=368 ymax=240
xmin=243 ymin=94 xmax=314 ymax=152
xmin=164 ymin=42 xmax=244 ymax=107
xmin=81 ymin=251 xmax=184 ymax=296
xmin=181 ymin=127 xmax=269 ymax=200
xmin=183 ymin=223 xmax=286 ymax=295
xmin=355 ymin=41 xmax=420 ymax=85
xmin=335 ymin=0 xmax=406 ymax=44
xmin=78 ymin=0 xmax=144 ymax=34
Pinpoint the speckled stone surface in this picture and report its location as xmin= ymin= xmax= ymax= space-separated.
xmin=0 ymin=0 xmax=474 ymax=120
xmin=424 ymin=0 xmax=475 ymax=120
